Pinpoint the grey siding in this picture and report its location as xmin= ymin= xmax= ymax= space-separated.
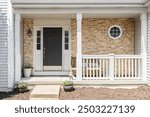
xmin=148 ymin=13 xmax=150 ymax=84
xmin=0 ymin=0 xmax=8 ymax=89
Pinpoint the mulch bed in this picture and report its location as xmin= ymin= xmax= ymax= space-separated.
xmin=60 ymin=86 xmax=150 ymax=100
xmin=0 ymin=90 xmax=31 ymax=100
xmin=1 ymin=86 xmax=150 ymax=100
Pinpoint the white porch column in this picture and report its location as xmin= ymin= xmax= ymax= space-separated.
xmin=109 ymin=54 xmax=115 ymax=81
xmin=15 ymin=14 xmax=21 ymax=82
xmin=76 ymin=13 xmax=82 ymax=81
xmin=140 ymin=13 xmax=147 ymax=81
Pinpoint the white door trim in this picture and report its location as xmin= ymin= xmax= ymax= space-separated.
xmin=33 ymin=25 xmax=71 ymax=73
xmin=43 ymin=66 xmax=62 ymax=71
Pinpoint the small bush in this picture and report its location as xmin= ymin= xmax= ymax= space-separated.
xmin=15 ymin=82 xmax=28 ymax=93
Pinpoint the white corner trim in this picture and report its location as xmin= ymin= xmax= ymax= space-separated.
xmin=7 ymin=0 xmax=15 ymax=88
xmin=140 ymin=13 xmax=147 ymax=81
xmin=14 ymin=14 xmax=22 ymax=82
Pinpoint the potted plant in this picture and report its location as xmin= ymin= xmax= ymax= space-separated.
xmin=23 ymin=64 xmax=33 ymax=78
xmin=63 ymin=81 xmax=74 ymax=92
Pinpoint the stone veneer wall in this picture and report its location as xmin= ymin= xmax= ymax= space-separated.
xmin=71 ymin=18 xmax=135 ymax=57
xmin=23 ymin=19 xmax=33 ymax=66
xmin=23 ymin=18 xmax=135 ymax=68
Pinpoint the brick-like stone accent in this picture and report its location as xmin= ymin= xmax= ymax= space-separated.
xmin=23 ymin=18 xmax=135 ymax=70
xmin=71 ymin=18 xmax=135 ymax=57
xmin=23 ymin=19 xmax=33 ymax=67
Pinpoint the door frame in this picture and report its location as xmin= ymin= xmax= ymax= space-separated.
xmin=33 ymin=26 xmax=71 ymax=72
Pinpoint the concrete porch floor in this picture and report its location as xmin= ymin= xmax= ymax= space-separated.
xmin=21 ymin=76 xmax=69 ymax=85
xmin=21 ymin=76 xmax=147 ymax=89
xmin=20 ymin=77 xmax=148 ymax=100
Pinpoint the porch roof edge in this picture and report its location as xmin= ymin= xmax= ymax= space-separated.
xmin=12 ymin=4 xmax=147 ymax=9
xmin=11 ymin=0 xmax=150 ymax=8
xmin=11 ymin=0 xmax=148 ymax=4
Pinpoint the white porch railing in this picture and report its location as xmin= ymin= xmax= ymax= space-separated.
xmin=82 ymin=55 xmax=142 ymax=80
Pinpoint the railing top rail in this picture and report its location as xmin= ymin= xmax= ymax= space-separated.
xmin=82 ymin=54 xmax=142 ymax=59
xmin=82 ymin=55 xmax=110 ymax=59
xmin=114 ymin=55 xmax=142 ymax=59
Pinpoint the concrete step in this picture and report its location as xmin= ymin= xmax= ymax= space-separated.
xmin=30 ymin=98 xmax=59 ymax=100
xmin=22 ymin=77 xmax=69 ymax=86
xmin=30 ymin=85 xmax=60 ymax=100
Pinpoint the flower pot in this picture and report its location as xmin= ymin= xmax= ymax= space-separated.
xmin=63 ymin=81 xmax=74 ymax=92
xmin=63 ymin=85 xmax=74 ymax=92
xmin=23 ymin=68 xmax=32 ymax=78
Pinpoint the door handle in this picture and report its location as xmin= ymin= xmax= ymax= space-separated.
xmin=43 ymin=48 xmax=46 ymax=58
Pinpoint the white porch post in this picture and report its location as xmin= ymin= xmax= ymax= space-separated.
xmin=109 ymin=54 xmax=115 ymax=81
xmin=76 ymin=13 xmax=82 ymax=81
xmin=15 ymin=14 xmax=21 ymax=82
xmin=140 ymin=13 xmax=147 ymax=81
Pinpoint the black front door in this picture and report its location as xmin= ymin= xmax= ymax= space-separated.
xmin=43 ymin=28 xmax=62 ymax=70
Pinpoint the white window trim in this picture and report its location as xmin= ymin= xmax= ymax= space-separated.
xmin=108 ymin=25 xmax=122 ymax=40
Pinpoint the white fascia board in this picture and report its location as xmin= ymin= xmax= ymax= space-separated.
xmin=13 ymin=7 xmax=147 ymax=14
xmin=12 ymin=4 xmax=145 ymax=9
xmin=11 ymin=0 xmax=147 ymax=4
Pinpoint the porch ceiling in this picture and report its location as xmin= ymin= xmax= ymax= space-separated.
xmin=22 ymin=13 xmax=140 ymax=19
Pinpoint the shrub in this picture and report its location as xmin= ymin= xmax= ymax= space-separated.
xmin=15 ymin=82 xmax=28 ymax=93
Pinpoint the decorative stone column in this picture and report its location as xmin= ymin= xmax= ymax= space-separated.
xmin=140 ymin=13 xmax=147 ymax=81
xmin=15 ymin=14 xmax=21 ymax=82
xmin=76 ymin=13 xmax=82 ymax=81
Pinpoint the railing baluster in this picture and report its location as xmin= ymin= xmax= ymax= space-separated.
xmin=121 ymin=59 xmax=124 ymax=78
xmin=99 ymin=59 xmax=101 ymax=78
xmin=132 ymin=59 xmax=134 ymax=78
xmin=96 ymin=59 xmax=98 ymax=78
xmin=82 ymin=59 xmax=84 ymax=78
xmin=118 ymin=59 xmax=120 ymax=77
xmin=103 ymin=59 xmax=105 ymax=77
xmin=128 ymin=59 xmax=131 ymax=78
xmin=125 ymin=59 xmax=127 ymax=78
xmin=90 ymin=59 xmax=91 ymax=77
xmin=135 ymin=59 xmax=137 ymax=78
xmin=86 ymin=59 xmax=88 ymax=78
xmin=114 ymin=59 xmax=116 ymax=78
xmin=138 ymin=59 xmax=141 ymax=78
xmin=106 ymin=59 xmax=108 ymax=77
xmin=93 ymin=59 xmax=95 ymax=77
